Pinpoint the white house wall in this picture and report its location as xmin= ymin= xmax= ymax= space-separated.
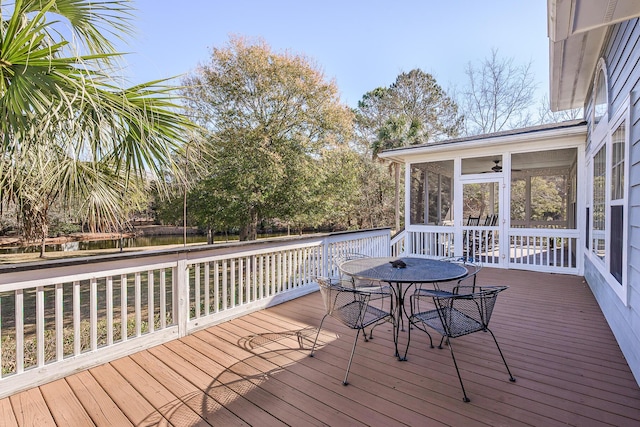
xmin=583 ymin=17 xmax=640 ymax=385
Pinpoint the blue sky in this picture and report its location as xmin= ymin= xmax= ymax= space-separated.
xmin=119 ymin=0 xmax=550 ymax=108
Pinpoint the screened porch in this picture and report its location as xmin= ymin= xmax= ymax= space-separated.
xmin=389 ymin=122 xmax=586 ymax=275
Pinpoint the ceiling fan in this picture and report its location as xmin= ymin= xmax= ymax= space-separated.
xmin=483 ymin=159 xmax=522 ymax=173
xmin=481 ymin=159 xmax=502 ymax=173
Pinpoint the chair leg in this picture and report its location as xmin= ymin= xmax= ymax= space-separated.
xmin=343 ymin=329 xmax=361 ymax=385
xmin=445 ymin=338 xmax=471 ymax=402
xmin=309 ymin=315 xmax=328 ymax=357
xmin=486 ymin=328 xmax=516 ymax=383
xmin=368 ymin=295 xmax=389 ymax=339
xmin=368 ymin=315 xmax=391 ymax=340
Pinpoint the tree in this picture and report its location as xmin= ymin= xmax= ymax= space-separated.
xmin=0 ymin=0 xmax=194 ymax=255
xmin=459 ymin=49 xmax=538 ymax=135
xmin=182 ymin=36 xmax=353 ymax=240
xmin=355 ymin=69 xmax=462 ymax=230
xmin=536 ymin=94 xmax=584 ymax=124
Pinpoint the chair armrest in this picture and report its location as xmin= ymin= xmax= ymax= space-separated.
xmin=417 ymin=289 xmax=455 ymax=298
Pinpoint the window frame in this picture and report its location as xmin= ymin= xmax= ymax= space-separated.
xmin=586 ymin=88 xmax=629 ymax=304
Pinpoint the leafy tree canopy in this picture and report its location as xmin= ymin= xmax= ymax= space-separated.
xmin=182 ymin=36 xmax=354 ymax=240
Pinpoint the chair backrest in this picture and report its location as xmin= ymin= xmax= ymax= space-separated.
xmin=334 ymin=252 xmax=368 ymax=266
xmin=438 ymin=256 xmax=482 ymax=291
xmin=466 ymin=216 xmax=480 ymax=226
xmin=432 ymin=286 xmax=507 ymax=338
xmin=316 ymin=277 xmax=370 ymax=328
xmin=332 ymin=252 xmax=368 ymax=279
xmin=333 ymin=253 xmax=381 ymax=289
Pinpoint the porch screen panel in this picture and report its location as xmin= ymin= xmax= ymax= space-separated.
xmin=510 ymin=148 xmax=576 ymax=229
xmin=410 ymin=160 xmax=453 ymax=225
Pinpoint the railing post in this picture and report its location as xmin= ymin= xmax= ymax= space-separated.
xmin=176 ymin=255 xmax=189 ymax=337
xmin=321 ymin=236 xmax=329 ymax=278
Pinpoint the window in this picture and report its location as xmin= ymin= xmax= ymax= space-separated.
xmin=593 ymin=68 xmax=607 ymax=125
xmin=611 ymin=123 xmax=625 ymax=201
xmin=587 ymin=86 xmax=628 ymax=302
xmin=591 ymin=146 xmax=606 ymax=261
xmin=610 ymin=122 xmax=625 ymax=283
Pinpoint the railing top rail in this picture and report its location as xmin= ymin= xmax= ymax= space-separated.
xmin=0 ymin=229 xmax=391 ymax=289
xmin=0 ymin=228 xmax=391 ymax=275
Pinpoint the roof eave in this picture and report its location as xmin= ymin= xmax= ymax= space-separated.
xmin=548 ymin=0 xmax=640 ymax=111
xmin=378 ymin=122 xmax=587 ymax=163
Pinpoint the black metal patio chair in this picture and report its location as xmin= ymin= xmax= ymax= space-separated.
xmin=310 ymin=277 xmax=393 ymax=385
xmin=405 ymin=285 xmax=515 ymax=402
xmin=334 ymin=252 xmax=393 ymax=321
xmin=437 ymin=256 xmax=482 ymax=292
xmin=411 ymin=256 xmax=483 ymax=316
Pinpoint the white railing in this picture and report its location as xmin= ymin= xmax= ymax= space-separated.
xmin=508 ymin=228 xmax=579 ymax=273
xmin=404 ymin=227 xmax=456 ymax=259
xmin=462 ymin=226 xmax=500 ymax=266
xmin=390 ymin=230 xmax=406 ymax=257
xmin=0 ymin=228 xmax=390 ymax=398
xmin=402 ymin=226 xmax=580 ymax=273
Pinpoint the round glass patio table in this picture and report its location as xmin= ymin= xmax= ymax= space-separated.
xmin=339 ymin=257 xmax=468 ymax=360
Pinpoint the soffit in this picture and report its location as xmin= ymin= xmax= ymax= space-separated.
xmin=548 ymin=0 xmax=640 ymax=111
xmin=378 ymin=120 xmax=587 ymax=163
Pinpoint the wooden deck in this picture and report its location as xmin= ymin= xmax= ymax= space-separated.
xmin=3 ymin=268 xmax=640 ymax=426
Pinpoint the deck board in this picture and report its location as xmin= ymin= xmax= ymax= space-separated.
xmin=0 ymin=397 xmax=18 ymax=427
xmin=64 ymin=370 xmax=133 ymax=426
xmin=9 ymin=387 xmax=55 ymax=426
xmin=2 ymin=268 xmax=640 ymax=426
xmin=40 ymin=379 xmax=95 ymax=426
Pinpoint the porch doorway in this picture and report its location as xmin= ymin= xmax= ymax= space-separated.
xmin=461 ymin=178 xmax=504 ymax=267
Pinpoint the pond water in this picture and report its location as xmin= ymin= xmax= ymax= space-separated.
xmin=0 ymin=232 xmax=291 ymax=254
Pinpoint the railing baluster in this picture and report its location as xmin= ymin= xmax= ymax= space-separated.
xmin=73 ymin=281 xmax=81 ymax=355
xmin=90 ymin=278 xmax=97 ymax=351
xmin=16 ymin=289 xmax=24 ymax=373
xmin=248 ymin=256 xmax=253 ymax=302
xmin=135 ymin=272 xmax=141 ymax=337
xmin=258 ymin=255 xmax=264 ymax=299
xmin=214 ymin=261 xmax=220 ymax=313
xmin=36 ymin=286 xmax=44 ymax=367
xmin=237 ymin=258 xmax=243 ymax=305
xmin=222 ymin=260 xmax=228 ymax=311
xmin=204 ymin=263 xmax=210 ymax=316
xmin=231 ymin=259 xmax=236 ymax=308
xmin=106 ymin=277 xmax=113 ymax=346
xmin=148 ymin=271 xmax=154 ymax=333
xmin=195 ymin=264 xmax=201 ymax=319
xmin=160 ymin=270 xmax=167 ymax=328
xmin=121 ymin=274 xmax=127 ymax=342
xmin=55 ymin=283 xmax=63 ymax=360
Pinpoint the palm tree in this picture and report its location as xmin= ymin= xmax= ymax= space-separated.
xmin=0 ymin=0 xmax=194 ymax=255
xmin=372 ymin=116 xmax=418 ymax=231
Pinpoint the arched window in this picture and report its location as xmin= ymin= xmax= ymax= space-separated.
xmin=593 ymin=63 xmax=608 ymax=126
